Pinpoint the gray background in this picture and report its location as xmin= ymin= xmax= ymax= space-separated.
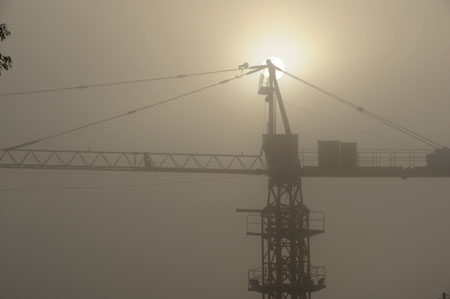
xmin=0 ymin=1 xmax=449 ymax=298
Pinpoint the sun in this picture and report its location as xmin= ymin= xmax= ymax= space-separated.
xmin=262 ymin=56 xmax=286 ymax=79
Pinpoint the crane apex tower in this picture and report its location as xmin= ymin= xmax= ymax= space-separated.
xmin=239 ymin=61 xmax=325 ymax=299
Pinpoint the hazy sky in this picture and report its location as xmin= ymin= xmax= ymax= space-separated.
xmin=0 ymin=1 xmax=449 ymax=299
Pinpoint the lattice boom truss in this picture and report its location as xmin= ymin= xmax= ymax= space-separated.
xmin=0 ymin=149 xmax=267 ymax=174
xmin=2 ymin=149 xmax=450 ymax=177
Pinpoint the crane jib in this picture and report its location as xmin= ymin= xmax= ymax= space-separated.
xmin=1 ymin=147 xmax=450 ymax=178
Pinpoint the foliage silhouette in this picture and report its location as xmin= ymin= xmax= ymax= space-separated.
xmin=0 ymin=23 xmax=12 ymax=76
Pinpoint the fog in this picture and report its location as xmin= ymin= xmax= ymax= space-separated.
xmin=0 ymin=1 xmax=449 ymax=299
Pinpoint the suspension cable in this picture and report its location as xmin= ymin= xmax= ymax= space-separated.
xmin=278 ymin=68 xmax=445 ymax=149
xmin=0 ymin=67 xmax=243 ymax=98
xmin=285 ymin=102 xmax=416 ymax=148
xmin=4 ymin=66 xmax=264 ymax=150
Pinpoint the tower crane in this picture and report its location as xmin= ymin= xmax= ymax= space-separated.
xmin=1 ymin=60 xmax=450 ymax=299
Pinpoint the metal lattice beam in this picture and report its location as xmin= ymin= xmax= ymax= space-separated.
xmin=0 ymin=149 xmax=267 ymax=174
xmin=1 ymin=149 xmax=450 ymax=177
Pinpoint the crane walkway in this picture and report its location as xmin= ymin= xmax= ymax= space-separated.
xmin=1 ymin=148 xmax=449 ymax=177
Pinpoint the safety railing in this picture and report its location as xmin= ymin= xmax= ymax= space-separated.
xmin=245 ymin=210 xmax=324 ymax=236
xmin=248 ymin=265 xmax=326 ymax=290
xmin=248 ymin=267 xmax=266 ymax=290
xmin=308 ymin=211 xmax=325 ymax=232
xmin=300 ymin=148 xmax=433 ymax=168
xmin=309 ymin=266 xmax=326 ymax=287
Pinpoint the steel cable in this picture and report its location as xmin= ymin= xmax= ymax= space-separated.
xmin=278 ymin=68 xmax=445 ymax=149
xmin=0 ymin=67 xmax=242 ymax=98
xmin=4 ymin=67 xmax=264 ymax=150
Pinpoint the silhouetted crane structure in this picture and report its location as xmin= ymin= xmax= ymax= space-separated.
xmin=238 ymin=61 xmax=325 ymax=299
xmin=1 ymin=60 xmax=450 ymax=299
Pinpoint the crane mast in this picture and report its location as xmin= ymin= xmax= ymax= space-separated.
xmin=238 ymin=60 xmax=325 ymax=299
